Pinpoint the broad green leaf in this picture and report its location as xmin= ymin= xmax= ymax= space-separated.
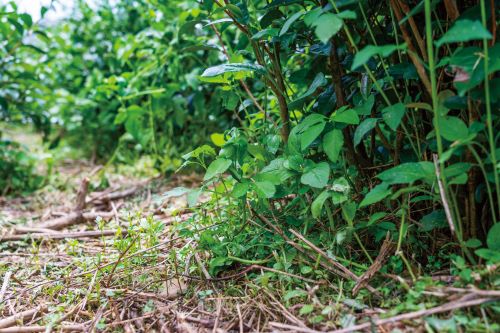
xmin=323 ymin=129 xmax=344 ymax=163
xmin=204 ymin=158 xmax=232 ymax=180
xmin=337 ymin=10 xmax=357 ymax=20
xmin=301 ymin=162 xmax=330 ymax=188
xmin=300 ymin=121 xmax=326 ymax=150
xmin=253 ymin=181 xmax=276 ymax=198
xmin=487 ymin=224 xmax=500 ymax=251
xmin=280 ymin=11 xmax=304 ymax=36
xmin=435 ymin=19 xmax=492 ymax=47
xmin=331 ymin=177 xmax=350 ymax=193
xmin=475 ymin=249 xmax=500 ymax=262
xmin=303 ymin=8 xmax=322 ymax=26
xmin=382 ymin=103 xmax=406 ymax=131
xmin=465 ymin=238 xmax=482 ymax=248
xmin=289 ymin=73 xmax=327 ymax=110
xmin=377 ymin=162 xmax=435 ymax=185
xmin=351 ymin=44 xmax=406 ymax=70
xmin=210 ymin=133 xmax=226 ymax=147
xmin=341 ymin=201 xmax=357 ymax=224
xmin=438 ymin=116 xmax=469 ymax=141
xmin=353 ymin=95 xmax=375 ymax=116
xmin=331 ymin=106 xmax=359 ymax=124
xmin=293 ymin=114 xmax=327 ymax=150
xmin=232 ymin=182 xmax=249 ymax=198
xmin=312 ymin=190 xmax=331 ymax=218
xmin=359 ymin=183 xmax=392 ymax=208
xmin=252 ymin=28 xmax=279 ymax=40
xmin=420 ymin=210 xmax=447 ymax=232
xmin=299 ymin=304 xmax=314 ymax=315
xmin=314 ymin=13 xmax=343 ymax=44
xmin=353 ymin=118 xmax=378 ymax=146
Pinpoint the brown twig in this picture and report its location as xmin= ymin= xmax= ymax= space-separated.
xmin=0 ymin=229 xmax=126 ymax=242
xmin=74 ymin=177 xmax=89 ymax=211
xmin=0 ymin=306 xmax=47 ymax=329
xmin=329 ymin=295 xmax=498 ymax=333
xmin=25 ymin=211 xmax=115 ymax=231
xmin=288 ymin=229 xmax=360 ymax=282
xmin=0 ymin=325 xmax=85 ymax=333
xmin=352 ymin=233 xmax=394 ymax=296
xmin=390 ymin=0 xmax=432 ymax=97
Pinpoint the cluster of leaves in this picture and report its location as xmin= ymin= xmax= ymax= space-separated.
xmin=0 ymin=3 xmax=49 ymax=195
xmin=174 ymin=0 xmax=500 ymax=289
xmin=0 ymin=139 xmax=44 ymax=195
xmin=1 ymin=0 xmax=242 ymax=170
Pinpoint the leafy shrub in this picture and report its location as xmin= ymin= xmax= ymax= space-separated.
xmin=177 ymin=0 xmax=500 ymax=270
xmin=0 ymin=140 xmax=43 ymax=195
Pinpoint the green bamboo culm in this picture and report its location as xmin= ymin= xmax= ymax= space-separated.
xmin=480 ymin=0 xmax=500 ymax=221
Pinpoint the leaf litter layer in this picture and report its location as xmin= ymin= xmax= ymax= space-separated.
xmin=0 ymin=161 xmax=498 ymax=332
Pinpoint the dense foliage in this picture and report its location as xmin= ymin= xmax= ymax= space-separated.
xmin=1 ymin=0 xmax=499 ymax=321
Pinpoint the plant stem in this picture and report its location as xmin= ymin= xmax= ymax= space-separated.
xmin=480 ymin=0 xmax=500 ymax=220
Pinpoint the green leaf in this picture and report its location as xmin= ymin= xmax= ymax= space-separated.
xmin=465 ymin=238 xmax=482 ymax=248
xmin=435 ymin=19 xmax=492 ymax=47
xmin=289 ymin=73 xmax=327 ymax=110
xmin=301 ymin=162 xmax=330 ymax=188
xmin=353 ymin=95 xmax=375 ymax=116
xmin=377 ymin=162 xmax=435 ymax=185
xmin=382 ymin=103 xmax=406 ymax=131
xmin=359 ymin=183 xmax=392 ymax=208
xmin=201 ymin=63 xmax=266 ymax=77
xmin=300 ymin=266 xmax=313 ymax=274
xmin=303 ymin=8 xmax=322 ymax=26
xmin=438 ymin=116 xmax=469 ymax=141
xmin=323 ymin=129 xmax=344 ymax=163
xmin=210 ymin=133 xmax=226 ymax=147
xmin=487 ymin=224 xmax=500 ymax=251
xmin=299 ymin=304 xmax=314 ymax=315
xmin=284 ymin=289 xmax=307 ymax=302
xmin=331 ymin=106 xmax=359 ymax=124
xmin=300 ymin=122 xmax=326 ymax=150
xmin=475 ymin=249 xmax=500 ymax=262
xmin=252 ymin=28 xmax=279 ymax=40
xmin=253 ymin=181 xmax=276 ymax=198
xmin=353 ymin=118 xmax=378 ymax=146
xmin=280 ymin=11 xmax=304 ymax=36
xmin=204 ymin=158 xmax=232 ymax=180
xmin=341 ymin=201 xmax=357 ymax=224
xmin=420 ymin=210 xmax=447 ymax=232
xmin=312 ymin=190 xmax=331 ymax=218
xmin=331 ymin=177 xmax=350 ymax=193
xmin=293 ymin=114 xmax=327 ymax=150
xmin=232 ymin=182 xmax=249 ymax=198
xmin=314 ymin=13 xmax=343 ymax=44
xmin=351 ymin=44 xmax=406 ymax=70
